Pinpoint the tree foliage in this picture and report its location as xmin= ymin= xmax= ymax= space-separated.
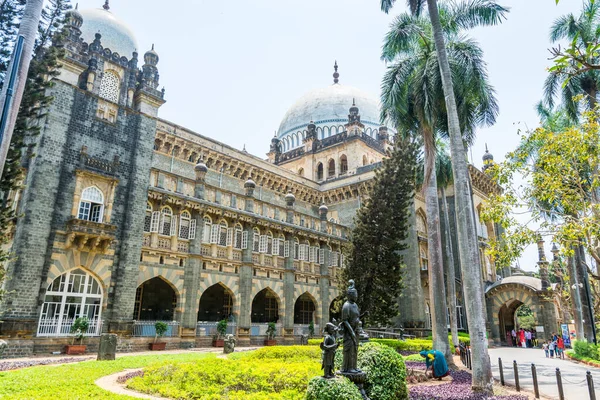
xmin=0 ymin=0 xmax=70 ymax=301
xmin=482 ymin=107 xmax=600 ymax=277
xmin=340 ymin=138 xmax=417 ymax=327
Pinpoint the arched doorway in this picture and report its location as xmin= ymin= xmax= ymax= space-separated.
xmin=294 ymin=292 xmax=317 ymax=325
xmin=38 ymin=268 xmax=103 ymax=337
xmin=251 ymin=288 xmax=280 ymax=323
xmin=133 ymin=277 xmax=177 ymax=321
xmin=198 ymin=283 xmax=234 ymax=322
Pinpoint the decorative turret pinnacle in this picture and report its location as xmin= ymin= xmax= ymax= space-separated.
xmin=482 ymin=143 xmax=494 ymax=172
xmin=333 ymin=61 xmax=339 ymax=84
xmin=103 ymin=0 xmax=110 ymax=10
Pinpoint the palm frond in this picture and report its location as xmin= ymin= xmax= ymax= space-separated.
xmin=549 ymin=13 xmax=578 ymax=42
xmin=381 ymin=14 xmax=429 ymax=61
xmin=381 ymin=0 xmax=396 ymax=14
xmin=448 ymin=0 xmax=509 ymax=31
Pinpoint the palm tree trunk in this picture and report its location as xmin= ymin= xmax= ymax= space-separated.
xmin=0 ymin=0 xmax=44 ymax=179
xmin=567 ymin=253 xmax=585 ymax=340
xmin=424 ymin=150 xmax=455 ymax=368
xmin=440 ymin=186 xmax=459 ymax=348
xmin=425 ymin=0 xmax=492 ymax=392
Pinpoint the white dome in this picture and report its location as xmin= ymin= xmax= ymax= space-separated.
xmin=277 ymin=83 xmax=382 ymax=144
xmin=79 ymin=8 xmax=138 ymax=58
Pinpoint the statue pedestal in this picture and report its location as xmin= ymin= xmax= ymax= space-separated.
xmin=337 ymin=370 xmax=369 ymax=400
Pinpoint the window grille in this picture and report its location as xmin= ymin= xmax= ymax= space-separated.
xmin=159 ymin=207 xmax=172 ymax=236
xmin=284 ymin=241 xmax=290 ymax=257
xmin=241 ymin=231 xmax=249 ymax=249
xmin=253 ymin=230 xmax=260 ymax=252
xmin=150 ymin=211 xmax=160 ymax=232
xmin=144 ymin=203 xmax=153 ymax=232
xmin=202 ymin=216 xmax=212 ymax=243
xmin=226 ymin=228 xmax=233 ymax=247
xmin=278 ymin=237 xmax=285 ymax=256
xmin=189 ymin=219 xmax=196 ymax=239
xmin=210 ymin=224 xmax=220 ymax=244
xmin=234 ymin=225 xmax=243 ymax=249
xmin=218 ymin=222 xmax=228 ymax=246
xmin=259 ymin=235 xmax=268 ymax=253
xmin=179 ymin=211 xmax=191 ymax=239
xmin=319 ymin=249 xmax=325 ymax=264
xmin=99 ymin=70 xmax=120 ymax=103
xmin=170 ymin=215 xmax=178 ymax=236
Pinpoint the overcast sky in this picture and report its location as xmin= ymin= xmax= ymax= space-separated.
xmin=73 ymin=0 xmax=581 ymax=271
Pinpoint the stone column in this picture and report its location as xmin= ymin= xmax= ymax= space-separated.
xmin=194 ymin=161 xmax=207 ymax=199
xmin=237 ymin=180 xmax=256 ymax=345
xmin=181 ymin=214 xmax=203 ymax=338
xmin=319 ymin=243 xmax=331 ymax=329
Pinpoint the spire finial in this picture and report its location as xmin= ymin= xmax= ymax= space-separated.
xmin=333 ymin=60 xmax=339 ymax=84
xmin=151 ymin=43 xmax=155 ymax=50
xmin=103 ymin=0 xmax=110 ymax=10
xmin=485 ymin=143 xmax=489 ymax=153
xmin=75 ymin=3 xmax=79 ymax=10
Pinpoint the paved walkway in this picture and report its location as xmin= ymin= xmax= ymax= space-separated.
xmin=489 ymin=347 xmax=599 ymax=400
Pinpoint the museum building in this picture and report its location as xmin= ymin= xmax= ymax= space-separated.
xmin=0 ymin=4 xmax=560 ymax=357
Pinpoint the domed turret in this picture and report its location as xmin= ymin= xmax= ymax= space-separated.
xmin=144 ymin=44 xmax=159 ymax=66
xmin=482 ymin=143 xmax=494 ymax=172
xmin=244 ymin=178 xmax=256 ymax=189
xmin=285 ymin=191 xmax=296 ymax=207
xmin=319 ymin=203 xmax=329 ymax=220
xmin=194 ymin=161 xmax=208 ymax=173
xmin=65 ymin=4 xmax=83 ymax=29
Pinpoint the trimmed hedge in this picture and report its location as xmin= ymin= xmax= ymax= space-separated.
xmin=426 ymin=334 xmax=471 ymax=345
xmin=572 ymin=340 xmax=600 ymax=361
xmin=334 ymin=342 xmax=408 ymax=400
xmin=128 ymin=346 xmax=322 ymax=399
xmin=308 ymin=337 xmax=434 ymax=352
xmin=306 ymin=376 xmax=363 ymax=400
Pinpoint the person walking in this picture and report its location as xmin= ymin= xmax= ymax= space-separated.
xmin=519 ymin=329 xmax=526 ymax=348
xmin=542 ymin=341 xmax=549 ymax=357
xmin=557 ymin=336 xmax=565 ymax=359
xmin=548 ymin=339 xmax=556 ymax=358
xmin=511 ymin=329 xmax=517 ymax=347
xmin=525 ymin=330 xmax=532 ymax=348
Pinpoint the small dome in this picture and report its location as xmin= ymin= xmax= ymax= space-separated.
xmin=79 ymin=7 xmax=138 ymax=58
xmin=144 ymin=44 xmax=159 ymax=65
xmin=66 ymin=6 xmax=83 ymax=28
xmin=319 ymin=203 xmax=328 ymax=213
xmin=194 ymin=162 xmax=208 ymax=173
xmin=483 ymin=144 xmax=494 ymax=162
xmin=244 ymin=178 xmax=256 ymax=189
xmin=285 ymin=191 xmax=296 ymax=204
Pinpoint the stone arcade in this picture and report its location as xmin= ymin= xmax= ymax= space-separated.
xmin=0 ymin=3 xmax=562 ymax=357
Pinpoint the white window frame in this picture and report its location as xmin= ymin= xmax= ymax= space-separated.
xmin=202 ymin=216 xmax=212 ymax=243
xmin=253 ymin=229 xmax=260 ymax=252
xmin=234 ymin=225 xmax=243 ymax=249
xmin=150 ymin=211 xmax=160 ymax=233
xmin=78 ymin=186 xmax=105 ymax=223
xmin=259 ymin=235 xmax=268 ymax=253
xmin=284 ymin=240 xmax=290 ymax=258
xmin=242 ymin=231 xmax=249 ymax=249
xmin=319 ymin=248 xmax=325 ymax=264
xmin=210 ymin=223 xmax=220 ymax=244
xmin=218 ymin=221 xmax=228 ymax=247
xmin=179 ymin=211 xmax=191 ymax=239
xmin=226 ymin=228 xmax=234 ymax=247
xmin=189 ymin=219 xmax=197 ymax=239
xmin=159 ymin=207 xmax=173 ymax=236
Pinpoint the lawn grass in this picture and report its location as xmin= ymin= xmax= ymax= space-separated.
xmin=0 ymin=352 xmax=215 ymax=399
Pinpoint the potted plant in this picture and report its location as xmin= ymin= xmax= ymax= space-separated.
xmin=149 ymin=321 xmax=168 ymax=351
xmin=65 ymin=317 xmax=89 ymax=355
xmin=212 ymin=319 xmax=228 ymax=347
xmin=308 ymin=320 xmax=315 ymax=338
xmin=264 ymin=322 xmax=277 ymax=346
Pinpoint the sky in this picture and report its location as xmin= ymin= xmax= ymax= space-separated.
xmin=72 ymin=0 xmax=581 ymax=271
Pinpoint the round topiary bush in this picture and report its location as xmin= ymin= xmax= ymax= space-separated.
xmin=306 ymin=376 xmax=363 ymax=400
xmin=335 ymin=342 xmax=408 ymax=400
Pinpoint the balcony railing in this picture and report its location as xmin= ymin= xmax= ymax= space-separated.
xmin=132 ymin=321 xmax=179 ymax=337
xmin=196 ymin=321 xmax=237 ymax=337
xmin=37 ymin=317 xmax=102 ymax=337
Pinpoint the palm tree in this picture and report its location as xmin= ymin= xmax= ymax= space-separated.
xmin=380 ymin=0 xmax=506 ymax=392
xmin=544 ymin=0 xmax=600 ymax=122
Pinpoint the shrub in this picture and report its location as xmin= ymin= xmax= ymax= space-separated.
xmin=308 ymin=338 xmax=321 ymax=346
xmin=426 ymin=334 xmax=470 ymax=346
xmin=154 ymin=321 xmax=168 ymax=343
xmin=370 ymin=338 xmax=433 ymax=352
xmin=266 ymin=322 xmax=277 ymax=339
xmin=216 ymin=319 xmax=228 ymax=339
xmin=241 ymin=345 xmax=321 ymax=362
xmin=70 ymin=317 xmax=89 ymax=344
xmin=309 ymin=320 xmax=315 ymax=337
xmin=306 ymin=376 xmax=363 ymax=400
xmin=573 ymin=340 xmax=599 ymax=361
xmin=335 ymin=342 xmax=408 ymax=400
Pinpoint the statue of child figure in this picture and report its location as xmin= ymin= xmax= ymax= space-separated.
xmin=320 ymin=322 xmax=339 ymax=378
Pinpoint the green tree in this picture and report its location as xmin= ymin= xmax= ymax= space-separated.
xmin=0 ymin=0 xmax=70 ymax=301
xmin=341 ymin=137 xmax=417 ymax=327
xmin=380 ymin=0 xmax=504 ymax=366
xmin=379 ymin=0 xmax=506 ymax=391
xmin=545 ymin=0 xmax=600 ymax=122
xmin=0 ymin=0 xmax=24 ymax=89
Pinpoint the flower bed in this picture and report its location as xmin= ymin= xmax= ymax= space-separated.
xmin=409 ymin=367 xmax=528 ymax=400
xmin=0 ymin=357 xmax=94 ymax=372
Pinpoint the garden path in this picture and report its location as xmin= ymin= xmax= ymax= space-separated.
xmin=489 ymin=347 xmax=600 ymax=400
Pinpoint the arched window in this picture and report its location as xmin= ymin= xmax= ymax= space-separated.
xmin=179 ymin=210 xmax=191 ymax=239
xmin=99 ymin=70 xmax=120 ymax=103
xmin=253 ymin=227 xmax=260 ymax=252
xmin=266 ymin=231 xmax=273 ymax=254
xmin=202 ymin=215 xmax=212 ymax=243
xmin=144 ymin=203 xmax=153 ymax=232
xmin=293 ymin=238 xmax=300 ymax=260
xmin=278 ymin=234 xmax=285 ymax=256
xmin=234 ymin=223 xmax=243 ymax=249
xmin=327 ymin=159 xmax=335 ymax=178
xmin=317 ymin=163 xmax=324 ymax=181
xmin=340 ymin=154 xmax=348 ymax=175
xmin=160 ymin=207 xmax=173 ymax=236
xmin=362 ymin=155 xmax=368 ymax=166
xmin=419 ymin=242 xmax=429 ymax=271
xmin=78 ymin=187 xmax=104 ymax=223
xmin=38 ymin=268 xmax=102 ymax=337
xmin=218 ymin=220 xmax=228 ymax=246
xmin=298 ymin=168 xmax=304 ymax=177
xmin=416 ymin=211 xmax=427 ymax=235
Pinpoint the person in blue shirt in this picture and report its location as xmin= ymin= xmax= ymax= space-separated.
xmin=419 ymin=350 xmax=450 ymax=380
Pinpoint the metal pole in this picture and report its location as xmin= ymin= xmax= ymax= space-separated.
xmin=467 ymin=347 xmax=472 ymax=370
xmin=513 ymin=360 xmax=520 ymax=392
xmin=556 ymin=368 xmax=565 ymax=400
xmin=587 ymin=371 xmax=596 ymax=400
xmin=532 ymin=363 xmax=540 ymax=399
xmin=0 ymin=35 xmax=24 ymax=145
xmin=499 ymin=358 xmax=505 ymax=386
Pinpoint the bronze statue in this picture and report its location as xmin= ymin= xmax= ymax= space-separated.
xmin=339 ymin=279 xmax=368 ymax=373
xmin=320 ymin=322 xmax=339 ymax=378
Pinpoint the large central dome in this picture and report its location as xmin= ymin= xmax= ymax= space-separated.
xmin=79 ymin=7 xmax=138 ymax=58
xmin=277 ymin=83 xmax=381 ymax=140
